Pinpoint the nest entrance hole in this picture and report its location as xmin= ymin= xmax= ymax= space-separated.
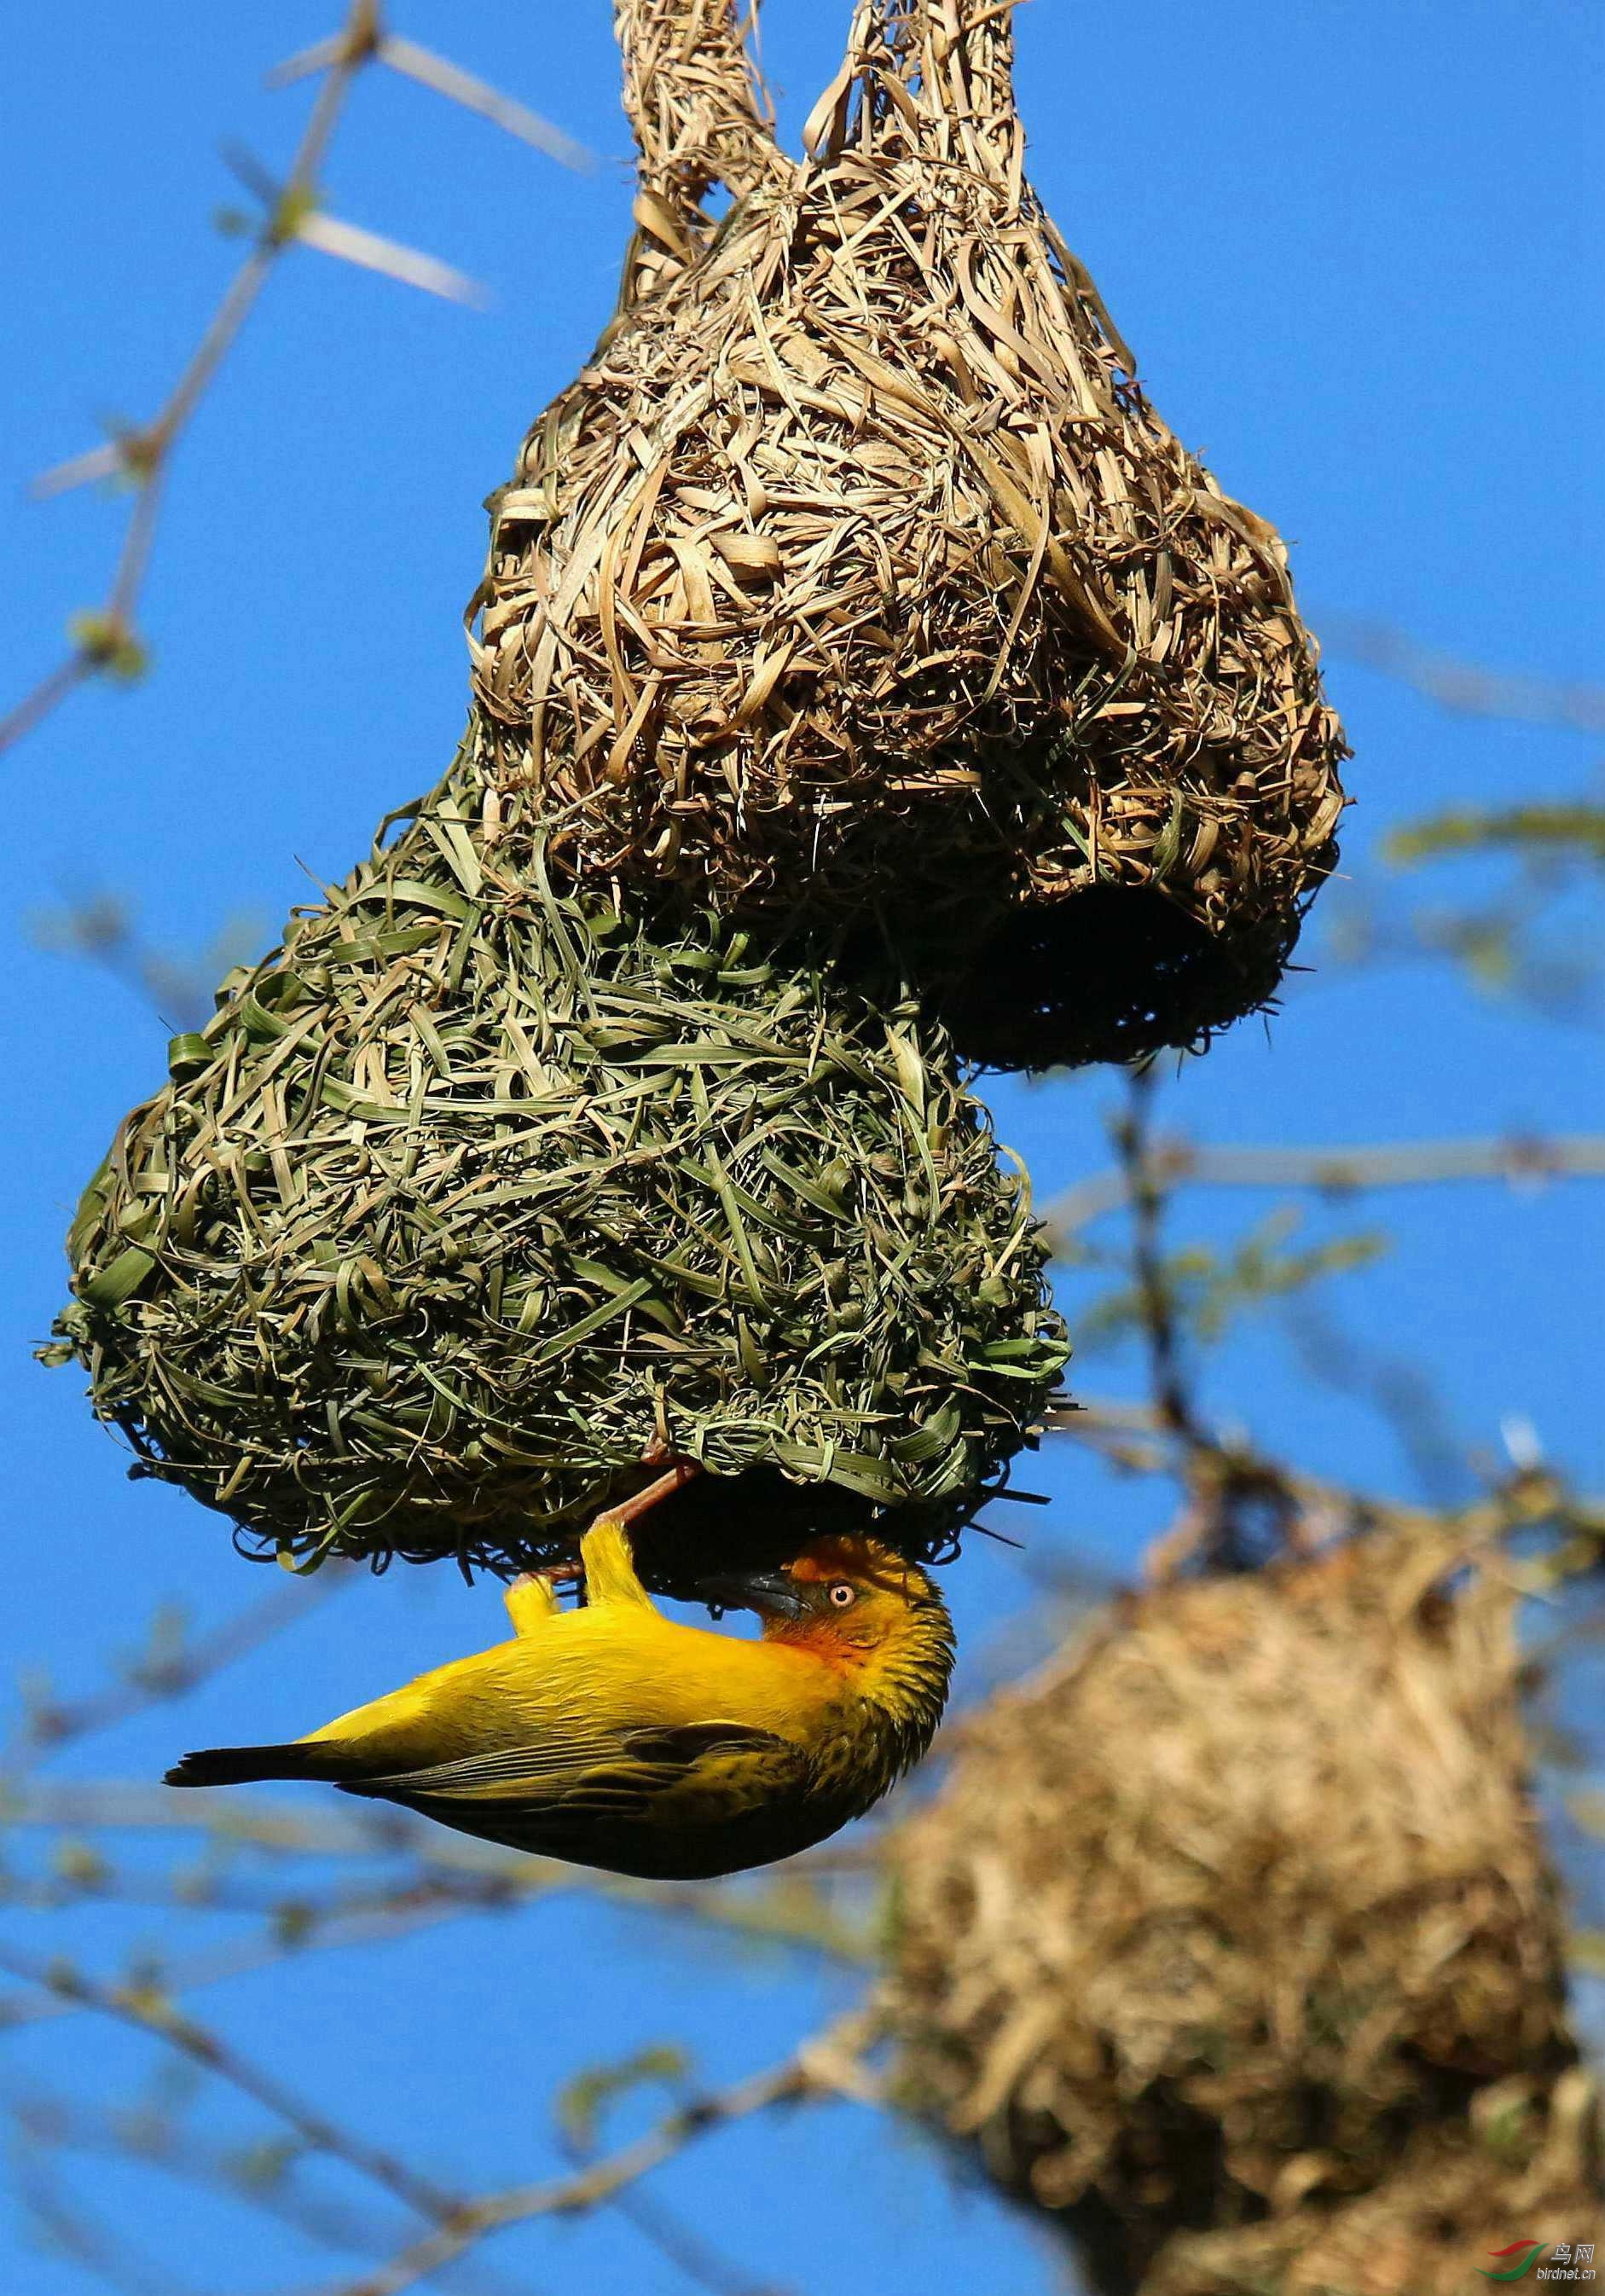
xmin=921 ymin=884 xmax=1295 ymax=1071
xmin=594 ymin=1460 xmax=971 ymax=1603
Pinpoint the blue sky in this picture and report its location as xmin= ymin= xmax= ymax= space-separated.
xmin=2 ymin=6 xmax=1602 ymax=2293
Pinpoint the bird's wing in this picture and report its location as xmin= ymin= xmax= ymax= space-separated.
xmin=342 ymin=1719 xmax=805 ymax=1826
xmin=352 ymin=1731 xmax=634 ymax=1796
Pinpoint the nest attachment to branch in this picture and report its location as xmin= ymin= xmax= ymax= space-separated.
xmin=49 ymin=733 xmax=1067 ymax=1579
xmin=881 ymin=1528 xmax=1600 ymax=2293
xmin=470 ymin=0 xmax=1347 ymax=1069
xmin=609 ymin=0 xmax=782 ymax=318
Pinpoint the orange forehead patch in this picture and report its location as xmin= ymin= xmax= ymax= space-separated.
xmin=788 ymin=1534 xmax=921 ymax=1597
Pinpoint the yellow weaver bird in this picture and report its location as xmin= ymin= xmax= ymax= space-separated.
xmin=165 ymin=1516 xmax=953 ymax=1879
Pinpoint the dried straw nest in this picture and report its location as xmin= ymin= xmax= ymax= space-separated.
xmin=881 ymin=1529 xmax=1601 ymax=2293
xmin=607 ymin=0 xmax=780 ymax=322
xmin=49 ymin=737 xmax=1067 ymax=1579
xmin=469 ymin=0 xmax=1347 ymax=1068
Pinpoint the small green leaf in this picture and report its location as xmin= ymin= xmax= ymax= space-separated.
xmin=80 ymin=1245 xmax=156 ymax=1309
xmin=69 ymin=611 xmax=148 ymax=682
xmin=555 ymin=2045 xmax=692 ymax=2152
xmin=167 ymin=1033 xmax=212 ymax=1080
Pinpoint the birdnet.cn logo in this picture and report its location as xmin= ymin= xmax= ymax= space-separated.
xmin=1477 ymin=2242 xmax=1596 ymax=2282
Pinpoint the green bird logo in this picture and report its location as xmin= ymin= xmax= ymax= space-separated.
xmin=1478 ymin=2242 xmax=1550 ymax=2282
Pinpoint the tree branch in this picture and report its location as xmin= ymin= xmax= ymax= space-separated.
xmin=0 ymin=1941 xmax=461 ymax=2224
xmin=5 ymin=2083 xmax=531 ymax=2296
xmin=6 ymin=1567 xmax=351 ymax=1772
xmin=1049 ymin=1130 xmax=1605 ymax=1235
xmin=1320 ymin=613 xmax=1605 ymax=735
xmin=1 ymin=1 xmax=590 ymax=760
xmin=0 ymin=1799 xmax=869 ymax=2034
xmin=1052 ymin=1393 xmax=1605 ymax=1587
xmin=303 ymin=2017 xmax=876 ymax=2296
xmin=1108 ymin=1066 xmax=1206 ymax=1447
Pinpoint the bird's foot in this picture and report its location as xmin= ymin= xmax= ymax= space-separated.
xmin=504 ymin=1570 xmax=562 ymax=1636
xmin=605 ymin=1456 xmax=698 ymax=1531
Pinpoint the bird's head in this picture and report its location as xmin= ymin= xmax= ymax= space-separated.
xmin=698 ymin=1535 xmax=954 ymax=1751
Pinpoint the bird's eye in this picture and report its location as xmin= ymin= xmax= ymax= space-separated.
xmin=827 ymin=1582 xmax=856 ymax=1609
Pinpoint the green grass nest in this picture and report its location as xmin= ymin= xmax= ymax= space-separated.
xmin=49 ymin=740 xmax=1067 ymax=1575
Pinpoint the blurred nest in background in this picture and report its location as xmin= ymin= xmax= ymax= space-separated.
xmin=52 ymin=737 xmax=1066 ymax=1578
xmin=470 ymin=0 xmax=1347 ymax=1069
xmin=882 ymin=1526 xmax=1601 ymax=2293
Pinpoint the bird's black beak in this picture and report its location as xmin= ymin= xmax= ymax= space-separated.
xmin=696 ymin=1567 xmax=812 ymax=1621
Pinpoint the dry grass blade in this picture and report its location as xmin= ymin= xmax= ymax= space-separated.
xmin=49 ymin=725 xmax=1067 ymax=1577
xmin=611 ymin=0 xmax=785 ymax=313
xmin=470 ymin=0 xmax=1347 ymax=1069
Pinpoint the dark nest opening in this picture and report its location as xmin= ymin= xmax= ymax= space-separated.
xmin=919 ymin=882 xmax=1305 ymax=1073
xmin=603 ymin=1456 xmax=1016 ymax=1597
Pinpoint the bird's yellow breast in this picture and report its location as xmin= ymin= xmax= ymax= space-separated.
xmin=303 ymin=1603 xmax=849 ymax=1774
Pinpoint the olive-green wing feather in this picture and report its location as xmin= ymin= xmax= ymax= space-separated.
xmin=339 ymin=1722 xmax=832 ymax=1876
xmin=339 ymin=1720 xmax=806 ymax=1824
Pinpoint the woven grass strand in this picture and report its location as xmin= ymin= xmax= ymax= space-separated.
xmin=885 ymin=0 xmax=1020 ymax=178
xmin=51 ymin=733 xmax=1067 ymax=1577
xmin=614 ymin=0 xmax=786 ymax=314
xmin=469 ymin=0 xmax=1347 ymax=1068
xmin=881 ymin=1529 xmax=1601 ymax=2288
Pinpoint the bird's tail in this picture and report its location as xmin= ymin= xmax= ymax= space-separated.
xmin=165 ymin=1742 xmax=339 ymax=1789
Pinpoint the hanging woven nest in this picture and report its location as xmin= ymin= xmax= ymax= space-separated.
xmin=48 ymin=733 xmax=1067 ymax=1579
xmin=470 ymin=0 xmax=1347 ymax=1069
xmin=880 ymin=1528 xmax=1601 ymax=2293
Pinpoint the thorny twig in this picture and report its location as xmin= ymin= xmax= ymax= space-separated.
xmin=556 ymin=2109 xmax=792 ymax=2296
xmin=1104 ymin=1067 xmax=1291 ymax=1572
xmin=1061 ymin=1071 xmax=1605 ymax=1579
xmin=5 ymin=1567 xmax=351 ymax=1774
xmin=0 ymin=1817 xmax=868 ymax=2040
xmin=0 ymin=1890 xmax=528 ymax=2037
xmin=0 ymin=1945 xmax=870 ymax=2296
xmin=0 ymin=0 xmax=589 ymax=761
xmin=300 ymin=2016 xmax=877 ymax=2296
xmin=1109 ymin=1065 xmax=1205 ymax=1448
xmin=1052 ymin=1392 xmax=1605 ymax=1591
xmin=1320 ymin=613 xmax=1605 ymax=735
xmin=15 ymin=2150 xmax=200 ymax=2296
xmin=25 ymin=895 xmax=265 ymax=1035
xmin=7 ymin=2082 xmax=531 ymax=2296
xmin=1049 ymin=1128 xmax=1605 ymax=1236
xmin=0 ymin=1941 xmax=462 ymax=2223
